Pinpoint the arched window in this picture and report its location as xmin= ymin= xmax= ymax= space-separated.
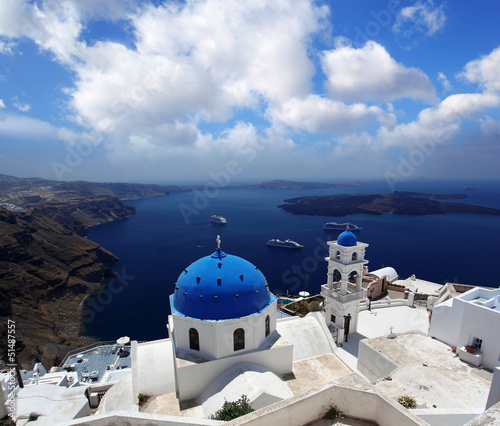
xmin=333 ymin=269 xmax=341 ymax=282
xmin=265 ymin=315 xmax=270 ymax=337
xmin=189 ymin=328 xmax=199 ymax=351
xmin=335 ymin=250 xmax=341 ymax=260
xmin=352 ymin=252 xmax=357 ymax=261
xmin=348 ymin=271 xmax=358 ymax=283
xmin=234 ymin=328 xmax=245 ymax=351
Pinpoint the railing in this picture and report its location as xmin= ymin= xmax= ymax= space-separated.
xmin=60 ymin=341 xmax=117 ymax=367
xmin=321 ymin=286 xmax=365 ymax=303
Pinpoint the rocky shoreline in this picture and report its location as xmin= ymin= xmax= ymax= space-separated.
xmin=0 ymin=174 xmax=148 ymax=368
xmin=0 ymin=197 xmax=136 ymax=368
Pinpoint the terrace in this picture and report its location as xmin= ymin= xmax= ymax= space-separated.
xmin=62 ymin=343 xmax=132 ymax=383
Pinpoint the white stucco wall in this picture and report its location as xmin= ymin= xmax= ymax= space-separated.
xmin=357 ymin=339 xmax=398 ymax=383
xmin=275 ymin=313 xmax=336 ymax=361
xmin=430 ymin=288 xmax=500 ymax=369
xmin=413 ymin=408 xmax=484 ymax=426
xmin=65 ymin=410 xmax=223 ymax=425
xmin=428 ymin=298 xmax=463 ymax=346
xmin=198 ymin=362 xmax=293 ymax=417
xmin=486 ymin=367 xmax=500 ymax=409
xmin=324 ymin=299 xmax=360 ymax=336
xmin=170 ymin=301 xmax=277 ymax=360
xmin=175 ymin=341 xmax=293 ymax=401
xmin=228 ymin=378 xmax=426 ymax=426
xmin=135 ymin=339 xmax=175 ymax=396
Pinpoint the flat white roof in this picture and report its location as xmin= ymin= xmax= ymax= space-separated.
xmin=459 ymin=287 xmax=500 ymax=312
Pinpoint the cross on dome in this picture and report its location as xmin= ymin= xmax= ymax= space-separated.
xmin=217 ymin=235 xmax=221 ymax=249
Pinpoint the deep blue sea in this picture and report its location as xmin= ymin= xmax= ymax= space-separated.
xmin=84 ymin=180 xmax=500 ymax=342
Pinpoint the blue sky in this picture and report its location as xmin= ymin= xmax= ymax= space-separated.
xmin=1 ymin=0 xmax=500 ymax=184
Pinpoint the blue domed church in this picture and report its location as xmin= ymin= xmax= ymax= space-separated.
xmin=168 ymin=236 xmax=294 ymax=404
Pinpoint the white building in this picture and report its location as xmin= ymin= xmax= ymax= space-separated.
xmin=167 ymin=237 xmax=293 ymax=403
xmin=321 ymin=230 xmax=369 ymax=343
xmin=429 ymin=287 xmax=500 ymax=369
xmin=1 ymin=367 xmax=90 ymax=425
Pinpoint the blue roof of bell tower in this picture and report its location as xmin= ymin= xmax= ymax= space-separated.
xmin=170 ymin=237 xmax=274 ymax=320
xmin=337 ymin=230 xmax=357 ymax=247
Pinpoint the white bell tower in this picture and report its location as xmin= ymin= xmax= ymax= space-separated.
xmin=321 ymin=230 xmax=368 ymax=343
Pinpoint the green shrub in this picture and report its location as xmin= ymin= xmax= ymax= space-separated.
xmin=397 ymin=395 xmax=417 ymax=409
xmin=138 ymin=393 xmax=151 ymax=409
xmin=323 ymin=404 xmax=343 ymax=420
xmin=308 ymin=301 xmax=323 ymax=312
xmin=209 ymin=395 xmax=254 ymax=421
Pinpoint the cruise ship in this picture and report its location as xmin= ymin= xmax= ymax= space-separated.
xmin=211 ymin=214 xmax=227 ymax=224
xmin=323 ymin=222 xmax=361 ymax=231
xmin=266 ymin=238 xmax=304 ymax=249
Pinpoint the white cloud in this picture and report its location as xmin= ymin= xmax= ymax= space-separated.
xmin=0 ymin=0 xmax=82 ymax=64
xmin=321 ymin=41 xmax=437 ymax=103
xmin=12 ymin=98 xmax=31 ymax=112
xmin=0 ymin=40 xmax=16 ymax=55
xmin=437 ymin=72 xmax=451 ymax=92
xmin=267 ymin=95 xmax=396 ymax=134
xmin=394 ymin=0 xmax=446 ymax=36
xmin=480 ymin=117 xmax=500 ymax=141
xmin=382 ymin=92 xmax=499 ymax=149
xmin=64 ymin=0 xmax=329 ymax=151
xmin=0 ymin=113 xmax=56 ymax=139
xmin=0 ymin=99 xmax=5 ymax=109
xmin=69 ymin=0 xmax=138 ymax=21
xmin=460 ymin=45 xmax=500 ymax=92
xmin=0 ymin=0 xmax=29 ymax=38
xmin=332 ymin=92 xmax=500 ymax=162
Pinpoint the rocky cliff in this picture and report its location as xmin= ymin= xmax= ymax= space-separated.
xmin=0 ymin=196 xmax=135 ymax=368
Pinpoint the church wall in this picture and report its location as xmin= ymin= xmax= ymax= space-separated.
xmin=457 ymin=297 xmax=500 ymax=369
xmin=175 ymin=342 xmax=293 ymax=401
xmin=171 ymin=301 xmax=277 ymax=360
xmin=325 ymin=301 xmax=360 ymax=336
xmin=428 ymin=299 xmax=463 ymax=347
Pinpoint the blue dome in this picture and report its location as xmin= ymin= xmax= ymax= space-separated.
xmin=171 ymin=247 xmax=273 ymax=320
xmin=337 ymin=230 xmax=357 ymax=247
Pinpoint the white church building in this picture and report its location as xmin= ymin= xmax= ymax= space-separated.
xmin=167 ymin=236 xmax=293 ymax=404
xmin=321 ymin=230 xmax=369 ymax=343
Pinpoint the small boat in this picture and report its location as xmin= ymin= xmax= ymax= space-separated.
xmin=323 ymin=222 xmax=361 ymax=231
xmin=266 ymin=238 xmax=304 ymax=249
xmin=211 ymin=214 xmax=227 ymax=224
